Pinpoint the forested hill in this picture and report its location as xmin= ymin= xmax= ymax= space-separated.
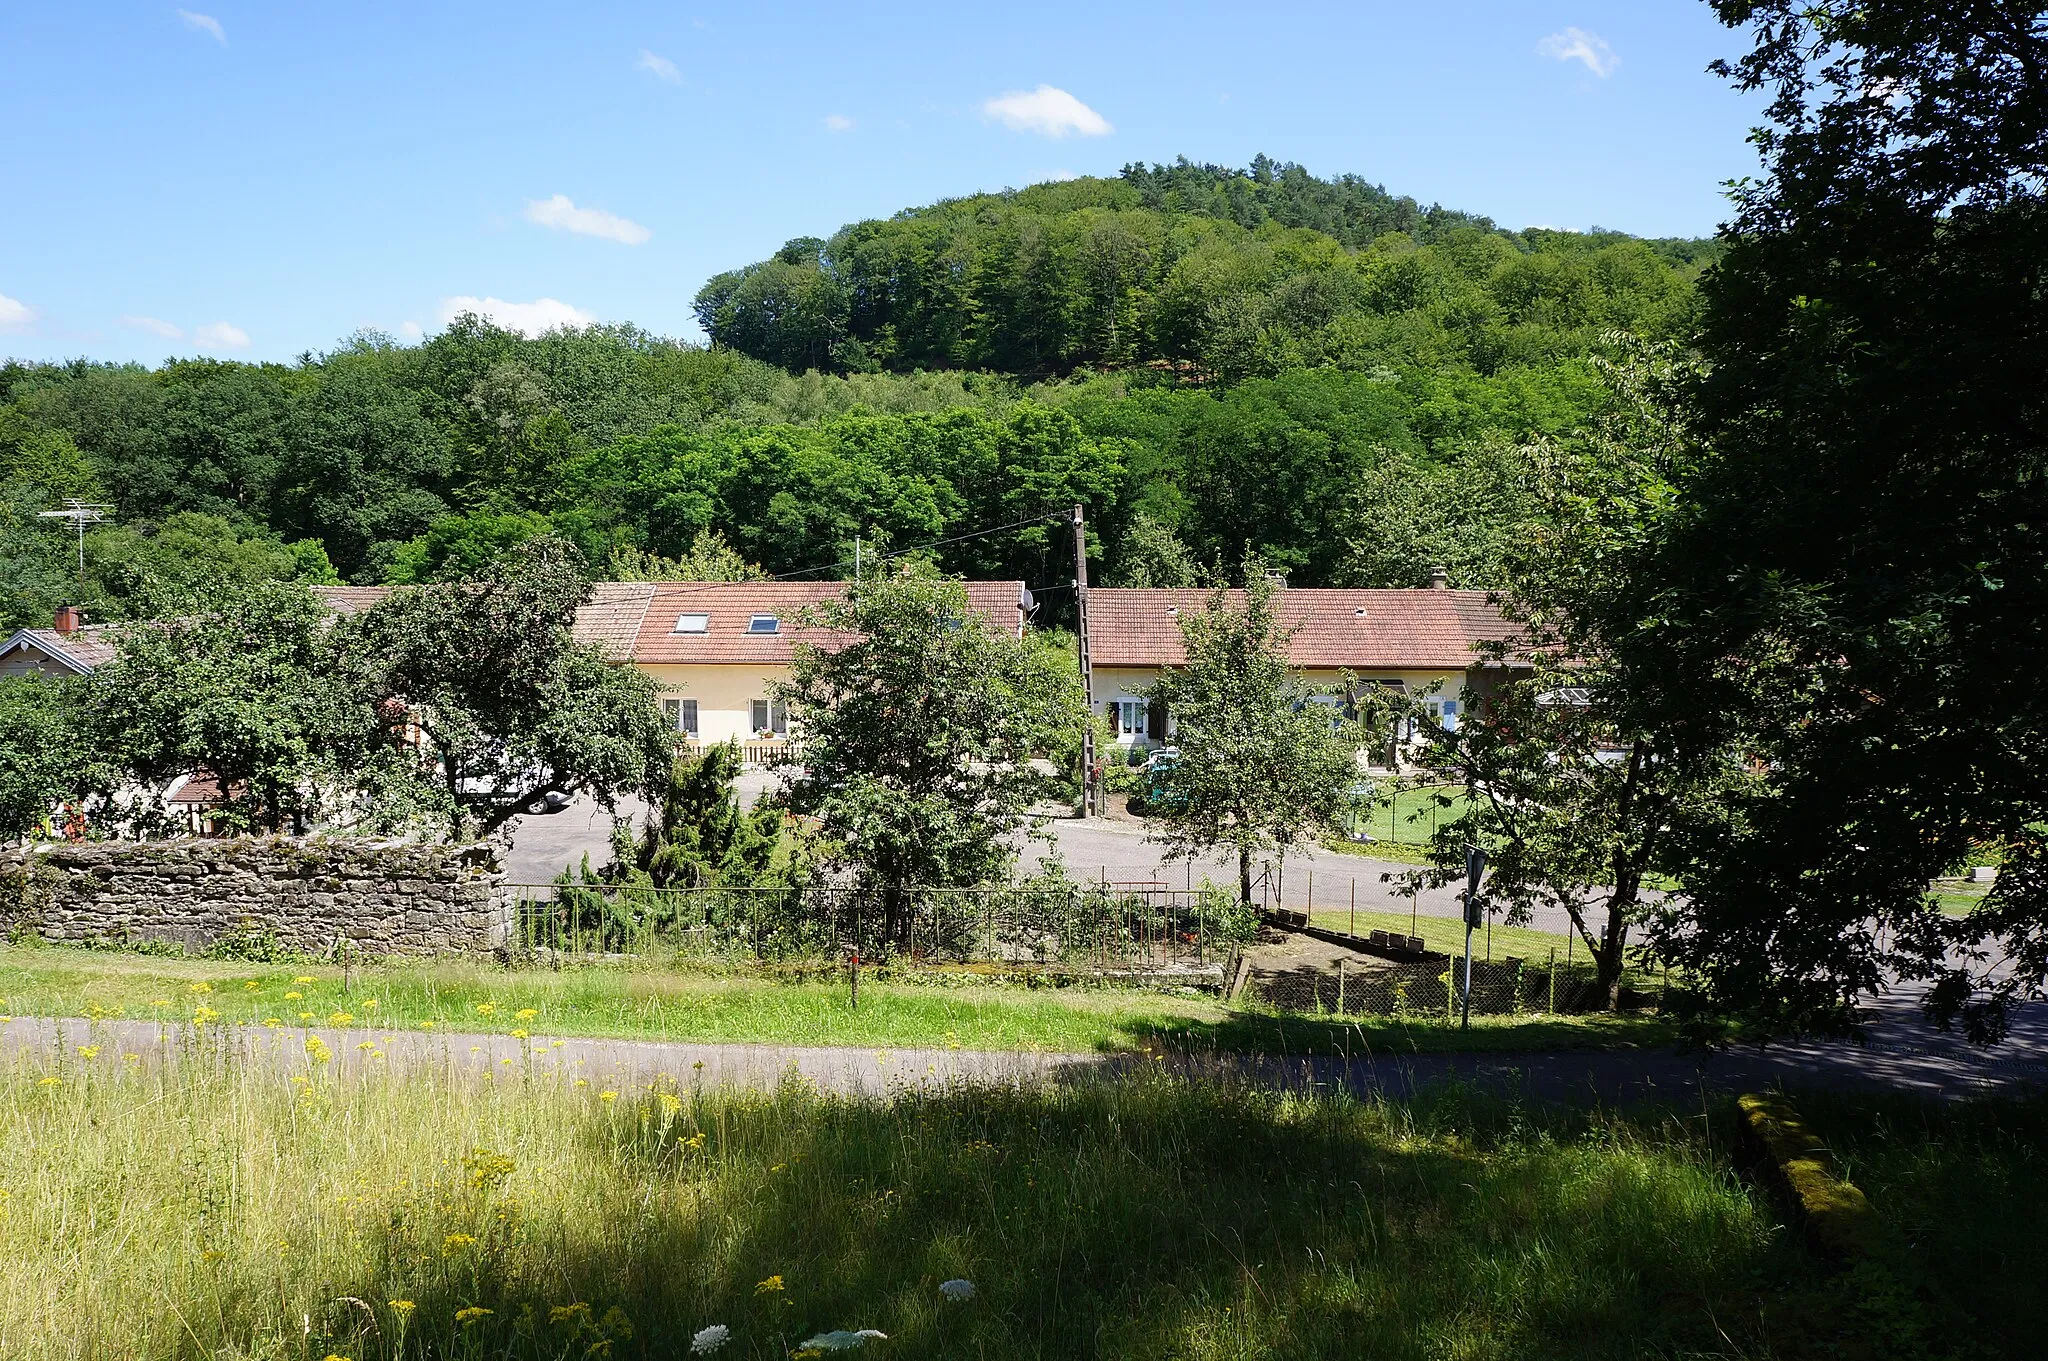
xmin=695 ymin=157 xmax=1719 ymax=379
xmin=2 ymin=158 xmax=1716 ymax=627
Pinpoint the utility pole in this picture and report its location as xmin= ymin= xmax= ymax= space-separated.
xmin=1072 ymin=503 xmax=1096 ymax=818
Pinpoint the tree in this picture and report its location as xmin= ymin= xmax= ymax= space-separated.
xmin=341 ymin=536 xmax=672 ymax=840
xmin=1111 ymin=511 xmax=1202 ymax=588
xmin=0 ymin=674 xmax=97 ymax=841
xmin=1144 ymin=571 xmax=1365 ymax=908
xmin=617 ymin=740 xmax=784 ymax=888
xmin=772 ymin=565 xmax=1084 ymax=944
xmin=90 ymin=580 xmax=364 ymax=835
xmin=1622 ymin=4 xmax=2048 ymax=1040
xmin=1409 ymin=348 xmax=1744 ymax=1010
xmin=605 ymin=529 xmax=766 ymax=582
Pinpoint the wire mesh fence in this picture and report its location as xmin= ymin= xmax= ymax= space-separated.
xmin=505 ymin=880 xmax=1258 ymax=970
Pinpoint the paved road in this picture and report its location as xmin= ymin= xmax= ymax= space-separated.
xmin=10 ymin=999 xmax=2043 ymax=1106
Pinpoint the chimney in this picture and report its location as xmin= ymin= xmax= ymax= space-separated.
xmin=1265 ymin=570 xmax=1288 ymax=590
xmin=1428 ymin=567 xmax=1449 ymax=591
xmin=53 ymin=605 xmax=81 ymax=635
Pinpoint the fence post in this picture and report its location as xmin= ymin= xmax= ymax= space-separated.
xmin=1548 ymin=947 xmax=1557 ymax=1015
xmin=1336 ymin=957 xmax=1346 ymax=1016
xmin=849 ymin=947 xmax=860 ymax=1010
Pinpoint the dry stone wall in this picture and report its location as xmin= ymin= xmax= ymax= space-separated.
xmin=1 ymin=837 xmax=509 ymax=956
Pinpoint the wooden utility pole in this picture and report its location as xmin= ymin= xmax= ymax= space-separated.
xmin=1073 ymin=503 xmax=1096 ymax=818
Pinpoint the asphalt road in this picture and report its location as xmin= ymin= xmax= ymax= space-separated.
xmin=9 ymin=1007 xmax=2044 ymax=1106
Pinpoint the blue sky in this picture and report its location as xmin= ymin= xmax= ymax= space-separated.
xmin=1 ymin=2 xmax=1765 ymax=365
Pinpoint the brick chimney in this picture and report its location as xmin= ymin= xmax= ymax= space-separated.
xmin=1428 ymin=566 xmax=1450 ymax=591
xmin=53 ymin=605 xmax=82 ymax=635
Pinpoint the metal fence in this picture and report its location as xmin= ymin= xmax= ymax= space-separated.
xmin=1243 ymin=949 xmax=1664 ymax=1019
xmin=505 ymin=880 xmax=1256 ymax=969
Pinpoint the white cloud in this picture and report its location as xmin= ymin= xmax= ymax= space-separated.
xmin=1538 ymin=27 xmax=1618 ymax=78
xmin=192 ymin=321 xmax=249 ymax=350
xmin=980 ymin=85 xmax=1112 ymax=138
xmin=523 ymin=194 xmax=652 ymax=245
xmin=119 ymin=315 xmax=184 ymax=340
xmin=177 ymin=10 xmax=226 ymax=44
xmin=637 ymin=49 xmax=679 ymax=83
xmin=823 ymin=113 xmax=854 ymax=133
xmin=438 ymin=296 xmax=596 ymax=337
xmin=398 ymin=320 xmax=423 ymax=340
xmin=0 ymin=293 xmax=33 ymax=332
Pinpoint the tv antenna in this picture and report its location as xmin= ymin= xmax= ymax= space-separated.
xmin=37 ymin=499 xmax=110 ymax=584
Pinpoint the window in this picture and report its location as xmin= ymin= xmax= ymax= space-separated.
xmin=1110 ymin=698 xmax=1146 ymax=740
xmin=750 ymin=699 xmax=789 ymax=736
xmin=1424 ymin=697 xmax=1461 ymax=732
xmin=673 ymin=613 xmax=708 ymax=634
xmin=662 ymin=697 xmax=699 ymax=736
xmin=747 ymin=614 xmax=780 ymax=635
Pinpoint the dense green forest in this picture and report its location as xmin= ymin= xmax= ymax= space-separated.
xmin=0 ymin=158 xmax=1715 ymax=631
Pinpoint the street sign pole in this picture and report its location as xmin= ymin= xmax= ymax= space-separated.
xmin=1461 ymin=845 xmax=1486 ymax=1029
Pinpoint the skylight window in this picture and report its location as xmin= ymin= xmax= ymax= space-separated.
xmin=747 ymin=614 xmax=780 ymax=635
xmin=673 ymin=613 xmax=708 ymax=634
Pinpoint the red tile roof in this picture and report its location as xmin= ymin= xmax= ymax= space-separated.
xmin=1086 ymin=587 xmax=1526 ymax=670
xmin=313 ymin=582 xmax=658 ymax=662
xmin=630 ymin=581 xmax=1026 ymax=665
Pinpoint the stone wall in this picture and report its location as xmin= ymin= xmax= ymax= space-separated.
xmin=1 ymin=836 xmax=509 ymax=956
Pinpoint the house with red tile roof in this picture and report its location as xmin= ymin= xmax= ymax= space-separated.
xmin=621 ymin=580 xmax=1029 ymax=753
xmin=325 ymin=580 xmax=1031 ymax=756
xmin=0 ymin=611 xmax=120 ymax=678
xmin=1085 ymin=581 xmax=1529 ymax=751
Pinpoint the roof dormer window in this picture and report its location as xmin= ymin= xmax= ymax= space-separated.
xmin=747 ymin=614 xmax=780 ymax=635
xmin=673 ymin=613 xmax=709 ymax=634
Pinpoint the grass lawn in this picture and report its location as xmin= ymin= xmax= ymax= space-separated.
xmin=0 ymin=944 xmax=1670 ymax=1057
xmin=0 ymin=1042 xmax=2035 ymax=1360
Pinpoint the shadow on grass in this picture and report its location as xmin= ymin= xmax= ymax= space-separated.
xmin=1124 ymin=1006 xmax=1675 ymax=1060
xmin=314 ymin=1079 xmax=2048 ymax=1361
xmin=336 ymin=1079 xmax=1800 ymax=1361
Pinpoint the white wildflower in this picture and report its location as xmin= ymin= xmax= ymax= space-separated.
xmin=691 ymin=1323 xmax=731 ymax=1353
xmin=939 ymin=1279 xmax=976 ymax=1301
xmin=800 ymin=1329 xmax=889 ymax=1350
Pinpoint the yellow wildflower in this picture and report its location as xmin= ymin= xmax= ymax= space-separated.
xmin=150 ymin=998 xmax=170 ymax=1007
xmin=284 ymin=991 xmax=302 ymax=1001
xmin=242 ymin=980 xmax=259 ymax=990
xmin=357 ymin=1040 xmax=377 ymax=1051
xmin=263 ymin=1018 xmax=282 ymax=1028
xmin=37 ymin=1076 xmax=59 ymax=1087
xmin=515 ymin=1008 xmax=538 ymax=1021
xmin=362 ymin=998 xmax=378 ymax=1009
xmin=192 ymin=1005 xmax=219 ymax=1023
xmin=510 ymin=1029 xmax=528 ymax=1040
xmin=549 ymin=1302 xmax=591 ymax=1325
xmin=475 ymin=1002 xmax=497 ymax=1016
xmin=455 ymin=1306 xmax=492 ymax=1327
xmin=328 ymin=1011 xmax=354 ymax=1025
xmin=573 ymin=1078 xmax=589 ymax=1087
xmin=421 ymin=1020 xmax=436 ymax=1029
xmin=598 ymin=1090 xmax=617 ymax=1102
xmin=298 ymin=1011 xmax=313 ymax=1021
xmin=443 ymin=1233 xmax=478 ymax=1253
xmin=683 ymin=1131 xmax=706 ymax=1150
xmin=754 ymin=1274 xmax=785 ymax=1295
xmin=293 ymin=975 xmax=314 ymax=984
xmin=187 ymin=982 xmax=212 ymax=994
xmin=659 ymin=1093 xmax=682 ymax=1115
xmin=388 ymin=1300 xmax=416 ymax=1316
xmin=77 ymin=1045 xmax=100 ymax=1059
